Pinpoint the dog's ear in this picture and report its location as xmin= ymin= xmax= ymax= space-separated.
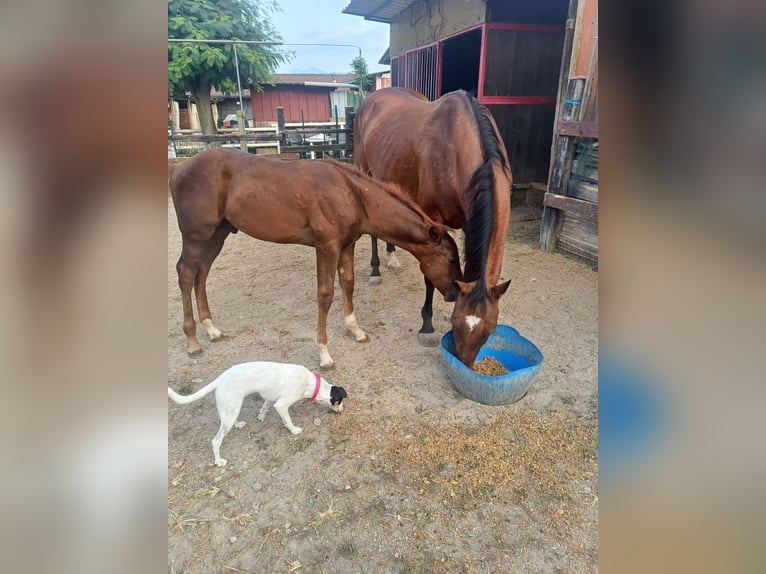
xmin=330 ymin=386 xmax=347 ymax=403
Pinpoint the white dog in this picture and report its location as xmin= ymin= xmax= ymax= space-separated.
xmin=167 ymin=361 xmax=347 ymax=466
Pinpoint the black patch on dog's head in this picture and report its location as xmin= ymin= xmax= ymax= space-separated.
xmin=330 ymin=385 xmax=347 ymax=406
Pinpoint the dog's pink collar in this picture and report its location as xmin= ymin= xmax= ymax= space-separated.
xmin=308 ymin=373 xmax=321 ymax=402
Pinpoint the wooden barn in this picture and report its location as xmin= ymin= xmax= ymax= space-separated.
xmin=344 ymin=0 xmax=568 ymax=185
xmin=170 ymin=73 xmax=385 ymax=130
xmin=249 ymin=74 xmax=359 ymax=124
xmin=344 ymin=0 xmax=598 ymax=263
xmin=251 ymin=72 xmax=390 ymax=124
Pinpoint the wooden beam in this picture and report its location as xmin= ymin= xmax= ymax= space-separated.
xmin=557 ymin=121 xmax=598 ymax=138
xmin=543 ymin=193 xmax=598 ymax=219
xmin=541 ymin=0 xmax=581 ymax=253
xmin=236 ymin=110 xmax=246 ymax=152
xmin=169 ymin=133 xmax=277 ymax=143
xmin=277 ymin=144 xmax=351 ymax=154
xmin=541 ymin=77 xmax=584 ymax=252
xmin=345 ymin=107 xmax=355 ymax=151
xmin=170 ymin=128 xmax=351 ymax=143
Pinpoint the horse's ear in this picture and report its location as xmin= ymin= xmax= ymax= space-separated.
xmin=454 ymin=280 xmax=478 ymax=295
xmin=491 ymin=279 xmax=511 ymax=299
xmin=428 ymin=225 xmax=441 ymax=241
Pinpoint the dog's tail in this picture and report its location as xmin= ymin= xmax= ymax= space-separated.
xmin=167 ymin=379 xmax=219 ymax=405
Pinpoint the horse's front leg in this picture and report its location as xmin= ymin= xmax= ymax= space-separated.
xmin=418 ymin=276 xmax=439 ymax=347
xmin=337 ymin=243 xmax=369 ymax=343
xmin=315 ymin=246 xmax=340 ymax=369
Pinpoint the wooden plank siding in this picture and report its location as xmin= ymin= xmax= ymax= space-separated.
xmin=557 ymin=121 xmax=598 ymax=138
xmin=487 ymin=103 xmax=556 ymax=184
xmin=558 ymin=213 xmax=598 ymax=265
xmin=250 ymin=87 xmax=332 ymax=123
xmin=480 ymin=23 xmax=563 ymax=184
xmin=543 ymin=193 xmax=598 ymax=219
xmin=483 ymin=28 xmax=563 ymax=99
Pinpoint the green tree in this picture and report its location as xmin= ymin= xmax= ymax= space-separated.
xmin=168 ymin=0 xmax=290 ymax=134
xmin=350 ymin=56 xmax=371 ymax=92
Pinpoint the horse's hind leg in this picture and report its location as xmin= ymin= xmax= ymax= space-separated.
xmin=194 ymin=224 xmax=230 ymax=342
xmin=369 ymin=236 xmax=382 ymax=286
xmin=338 ymin=243 xmax=369 ymax=343
xmin=385 ymin=242 xmax=402 ymax=271
xmin=177 ymin=240 xmax=206 ymax=355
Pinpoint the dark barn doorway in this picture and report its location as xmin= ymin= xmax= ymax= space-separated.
xmin=439 ymin=28 xmax=482 ymax=97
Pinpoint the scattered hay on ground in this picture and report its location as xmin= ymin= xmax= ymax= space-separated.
xmin=332 ymin=407 xmax=597 ymax=514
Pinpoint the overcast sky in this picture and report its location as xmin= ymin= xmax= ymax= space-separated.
xmin=269 ymin=0 xmax=391 ymax=74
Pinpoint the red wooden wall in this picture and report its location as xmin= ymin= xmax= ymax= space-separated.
xmin=250 ymin=87 xmax=331 ymax=123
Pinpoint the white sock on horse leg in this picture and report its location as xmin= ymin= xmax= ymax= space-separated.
xmin=345 ymin=312 xmax=369 ymax=342
xmin=386 ymin=252 xmax=402 ymax=270
xmin=201 ymin=318 xmax=222 ymax=340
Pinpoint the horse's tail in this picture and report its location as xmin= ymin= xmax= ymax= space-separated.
xmin=462 ymin=93 xmax=509 ymax=295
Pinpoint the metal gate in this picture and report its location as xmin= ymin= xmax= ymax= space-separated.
xmin=390 ymin=43 xmax=438 ymax=101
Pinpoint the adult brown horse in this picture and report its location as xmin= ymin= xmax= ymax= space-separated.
xmin=354 ymin=87 xmax=512 ymax=367
xmin=170 ymin=148 xmax=461 ymax=368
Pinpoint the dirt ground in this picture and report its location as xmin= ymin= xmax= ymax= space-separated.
xmin=167 ymin=196 xmax=598 ymax=574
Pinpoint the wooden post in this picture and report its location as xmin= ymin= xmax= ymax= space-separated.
xmin=236 ymin=110 xmax=246 ymax=152
xmin=550 ymin=78 xmax=584 ymax=195
xmin=541 ymin=77 xmax=584 ymax=251
xmin=540 ymin=0 xmax=581 ymax=253
xmin=345 ymin=106 xmax=355 ymax=159
xmin=276 ymin=106 xmax=286 ymax=148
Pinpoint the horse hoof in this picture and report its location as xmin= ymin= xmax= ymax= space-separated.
xmin=368 ymin=276 xmax=382 ymax=286
xmin=356 ymin=334 xmax=370 ymax=343
xmin=320 ymin=361 xmax=336 ymax=370
xmin=187 ymin=347 xmax=203 ymax=357
xmin=417 ymin=332 xmax=439 ymax=347
xmin=210 ymin=333 xmax=227 ymax=342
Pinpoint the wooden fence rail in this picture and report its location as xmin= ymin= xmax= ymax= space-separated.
xmin=168 ymin=106 xmax=357 ymax=161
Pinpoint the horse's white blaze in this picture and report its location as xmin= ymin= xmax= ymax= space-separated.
xmin=465 ymin=315 xmax=482 ymax=332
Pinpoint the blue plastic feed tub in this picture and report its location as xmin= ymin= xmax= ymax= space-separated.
xmin=440 ymin=324 xmax=544 ymax=405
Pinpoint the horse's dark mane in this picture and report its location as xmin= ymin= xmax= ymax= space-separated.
xmin=462 ymin=92 xmax=509 ymax=302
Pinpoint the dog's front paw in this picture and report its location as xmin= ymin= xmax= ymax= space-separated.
xmin=214 ymin=458 xmax=228 ymax=467
xmin=256 ymin=413 xmax=266 ymax=421
xmin=234 ymin=421 xmax=246 ymax=428
xmin=289 ymin=426 xmax=303 ymax=435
